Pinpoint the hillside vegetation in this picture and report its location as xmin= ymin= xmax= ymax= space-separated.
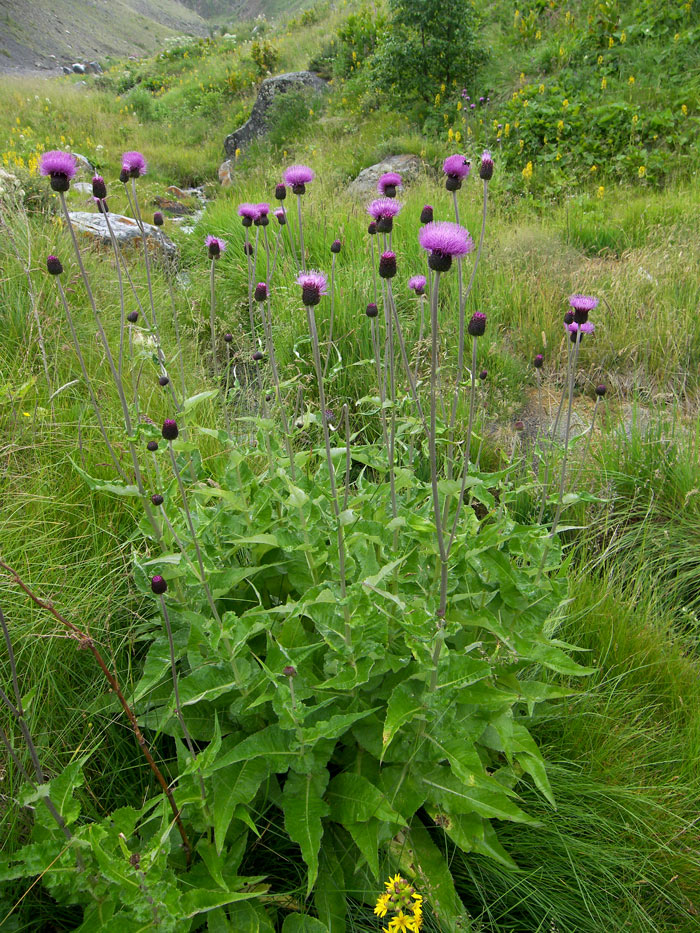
xmin=1 ymin=1 xmax=700 ymax=931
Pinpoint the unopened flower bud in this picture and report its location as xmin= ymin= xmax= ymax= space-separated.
xmin=330 ymin=239 xmax=342 ymax=254
xmin=468 ymin=312 xmax=487 ymax=337
xmin=46 ymin=255 xmax=63 ymax=275
xmin=224 ymin=332 xmax=233 ymax=343
xmin=159 ymin=375 xmax=170 ymax=386
xmin=283 ymin=665 xmax=297 ymax=677
xmin=151 ymin=575 xmax=167 ymax=595
xmin=366 ymin=302 xmax=379 ymax=318
xmin=533 ymin=353 xmax=544 ymax=368
xmin=92 ymin=175 xmax=107 ymax=199
xmin=151 ymin=493 xmax=164 ymax=506
xmin=254 ymin=282 xmax=268 ymax=302
xmin=162 ymin=419 xmax=178 ymax=441
xmin=595 ymin=384 xmax=607 ymax=397
xmin=275 ymin=183 xmax=287 ymax=200
xmin=252 ymin=350 xmax=264 ymax=361
xmin=127 ymin=311 xmax=139 ymax=323
xmin=379 ymin=251 xmax=397 ymax=279
xmin=153 ymin=211 xmax=164 ymax=226
xmin=146 ymin=440 xmax=159 ymax=452
xmin=420 ymin=205 xmax=434 ymax=224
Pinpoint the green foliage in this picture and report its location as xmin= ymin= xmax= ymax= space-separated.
xmin=332 ymin=7 xmax=388 ymax=79
xmin=266 ymin=88 xmax=328 ymax=150
xmin=251 ymin=39 xmax=280 ymax=77
xmin=370 ymin=0 xmax=486 ymax=112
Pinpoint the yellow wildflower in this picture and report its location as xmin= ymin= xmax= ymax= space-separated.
xmin=522 ymin=161 xmax=533 ymax=181
xmin=457 ymin=100 xmax=462 ymax=111
xmin=590 ymin=164 xmax=597 ymax=172
xmin=682 ymin=104 xmax=688 ymax=115
xmin=638 ymin=165 xmax=646 ymax=178
xmin=374 ymin=893 xmax=391 ymax=917
xmin=597 ymin=55 xmax=604 ymax=64
xmin=385 ymin=874 xmax=403 ymax=890
xmin=608 ymin=36 xmax=614 ymax=47
xmin=601 ymin=77 xmax=607 ymax=89
xmin=597 ymin=185 xmax=605 ymax=198
xmin=628 ymin=75 xmax=635 ymax=85
xmin=557 ymin=119 xmax=564 ymax=132
xmin=505 ymin=122 xmax=510 ymax=135
xmin=674 ymin=32 xmax=680 ymax=41
xmin=559 ymin=45 xmax=564 ymax=56
xmin=632 ymin=113 xmax=639 ymax=124
xmin=448 ymin=127 xmax=454 ymax=141
xmin=539 ymin=83 xmax=545 ymax=93
xmin=620 ymin=31 xmax=626 ymax=43
xmin=562 ymin=98 xmax=569 ymax=108
xmin=388 ymin=913 xmax=417 ymax=933
xmin=455 ymin=130 xmax=462 ymax=142
xmin=536 ymin=28 xmax=541 ymax=39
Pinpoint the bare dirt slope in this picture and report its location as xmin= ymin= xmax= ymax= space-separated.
xmin=0 ymin=0 xmax=209 ymax=75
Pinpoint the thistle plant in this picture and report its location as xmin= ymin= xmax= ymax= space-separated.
xmin=284 ymin=164 xmax=314 ymax=271
xmin=206 ymin=234 xmax=227 ymax=386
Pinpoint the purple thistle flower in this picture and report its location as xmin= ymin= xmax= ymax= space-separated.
xmin=408 ymin=275 xmax=427 ymax=295
xmin=568 ymin=321 xmax=595 ymax=342
xmin=379 ymin=250 xmax=397 ymax=279
xmin=468 ymin=311 xmax=487 ymax=337
xmin=368 ymin=197 xmax=403 ymax=233
xmin=224 ymin=332 xmax=233 ymax=343
xmin=151 ymin=575 xmax=167 ymax=595
xmin=443 ymin=154 xmax=471 ymax=192
xmin=284 ymin=164 xmax=315 ymax=194
xmin=127 ymin=311 xmax=139 ymax=323
xmin=254 ymin=202 xmax=270 ymax=226
xmin=461 ymin=89 xmax=469 ymax=98
xmin=569 ymin=293 xmax=599 ymax=324
xmin=564 ymin=310 xmax=575 ymax=325
xmin=366 ymin=302 xmax=379 ymax=318
xmin=479 ymin=369 xmax=488 ymax=380
xmin=470 ymin=103 xmax=476 ymax=110
xmin=153 ymin=211 xmax=164 ymax=226
xmin=275 ymin=182 xmax=287 ymax=200
xmin=297 ymin=270 xmax=328 ymax=306
xmin=147 ymin=440 xmax=158 ymax=452
xmin=274 ymin=207 xmax=286 ymax=225
xmin=121 ymin=150 xmax=147 ymax=178
xmin=46 ymin=255 xmax=63 ymax=275
xmin=92 ymin=175 xmax=107 ymax=199
xmin=368 ymin=221 xmax=377 ymax=235
xmin=480 ymin=150 xmax=494 ymax=181
xmin=330 ymin=239 xmax=342 ymax=253
xmin=420 ymin=204 xmax=434 ymax=224
xmin=419 ymin=221 xmax=474 ymax=272
xmin=377 ymin=171 xmax=402 ymax=197
xmin=533 ymin=353 xmax=544 ymax=368
xmin=162 ymin=419 xmax=179 ymax=441
xmin=39 ymin=150 xmax=77 ymax=192
xmin=324 ymin=408 xmax=334 ymax=423
xmin=151 ymin=493 xmax=164 ymax=506
xmin=205 ymin=235 xmax=227 ymax=259
xmin=238 ymin=202 xmax=259 ymax=226
xmin=596 ymin=384 xmax=607 ymax=397
xmin=254 ymin=282 xmax=269 ymax=302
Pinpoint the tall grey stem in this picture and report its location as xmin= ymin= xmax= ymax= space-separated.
xmin=323 ymin=252 xmax=337 ymax=377
xmin=296 ymin=195 xmax=306 ymax=272
xmin=209 ymin=258 xmax=220 ymax=387
xmin=447 ymin=336 xmax=479 ymax=553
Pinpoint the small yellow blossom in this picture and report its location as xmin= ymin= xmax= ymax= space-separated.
xmin=519 ymin=138 xmax=525 ymax=149
xmin=590 ymin=164 xmax=597 ymax=172
xmin=562 ymin=98 xmax=569 ymax=108
xmin=555 ymin=151 xmax=561 ymax=160
xmin=628 ymin=75 xmax=635 ymax=85
xmin=374 ymin=893 xmax=391 ymax=917
xmin=597 ymin=55 xmax=604 ymax=65
xmin=535 ymin=29 xmax=541 ymax=39
xmin=235 ymin=148 xmax=241 ymax=159
xmin=539 ymin=83 xmax=545 ymax=93
xmin=632 ymin=113 xmax=639 ymax=124
xmin=457 ymin=100 xmax=462 ymax=111
xmin=608 ymin=36 xmax=614 ymax=47
xmin=557 ymin=119 xmax=564 ymax=132
xmin=682 ymin=104 xmax=688 ymax=115
xmin=674 ymin=32 xmax=680 ymax=41
xmin=505 ymin=123 xmax=510 ymax=135
xmin=519 ymin=72 xmax=525 ymax=84
xmin=435 ymin=93 xmax=441 ymax=106
xmin=597 ymin=185 xmax=605 ymax=198
xmin=638 ymin=165 xmax=646 ymax=178
xmin=522 ymin=161 xmax=533 ymax=181
xmin=559 ymin=45 xmax=565 ymax=56
xmin=455 ymin=130 xmax=462 ymax=142
xmin=601 ymin=77 xmax=607 ymax=89
xmin=448 ymin=127 xmax=454 ymax=141
xmin=621 ymin=31 xmax=626 ymax=43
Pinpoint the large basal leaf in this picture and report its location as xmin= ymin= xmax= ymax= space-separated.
xmin=211 ymin=759 xmax=270 ymax=854
xmin=180 ymin=887 xmax=266 ymax=918
xmin=326 ymin=773 xmax=405 ymax=826
xmin=345 ymin=818 xmax=380 ymax=879
xmin=282 ymin=770 xmax=330 ymax=895
xmin=421 ymin=766 xmax=538 ymax=824
xmin=314 ymin=845 xmax=347 ymax=933
xmin=208 ymin=725 xmax=294 ymax=775
xmin=281 ymin=915 xmax=329 ymax=932
xmin=392 ymin=823 xmax=471 ymax=933
xmin=382 ymin=679 xmax=425 ymax=754
xmin=177 ymin=665 xmax=242 ymax=706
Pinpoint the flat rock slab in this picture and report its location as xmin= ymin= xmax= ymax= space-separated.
xmin=68 ymin=211 xmax=177 ymax=259
xmin=224 ymin=70 xmax=327 ymax=158
xmin=346 ymin=154 xmax=425 ymax=200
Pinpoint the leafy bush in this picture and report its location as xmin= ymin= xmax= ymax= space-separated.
xmin=251 ymin=38 xmax=280 ymax=77
xmin=266 ymin=88 xmax=328 ymax=149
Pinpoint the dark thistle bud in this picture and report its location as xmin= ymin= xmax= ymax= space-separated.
xmin=533 ymin=353 xmax=544 ymax=368
xmin=595 ymin=384 xmax=607 ymax=397
xmin=428 ymin=250 xmax=453 ymax=273
xmin=46 ymin=255 xmax=63 ymax=275
xmin=330 ymin=239 xmax=342 ymax=254
xmin=254 ymin=282 xmax=269 ymax=302
xmin=379 ymin=251 xmax=397 ymax=279
xmin=92 ymin=175 xmax=107 ymax=199
xmin=151 ymin=575 xmax=167 ymax=595
xmin=151 ymin=493 xmax=164 ymax=506
xmin=275 ymin=183 xmax=287 ymax=200
xmin=254 ymin=213 xmax=269 ymax=227
xmin=265 ymin=392 xmax=273 ymax=402
xmin=468 ymin=312 xmax=487 ymax=337
xmin=153 ymin=211 xmax=164 ymax=226
xmin=243 ymin=242 xmax=254 ymax=256
xmin=224 ymin=332 xmax=233 ymax=343
xmin=127 ymin=310 xmax=139 ymax=323
xmin=479 ymin=151 xmax=494 ymax=182
xmin=283 ymin=665 xmax=297 ymax=677
xmin=146 ymin=440 xmax=159 ymax=452
xmin=420 ymin=205 xmax=434 ymax=224
xmin=376 ymin=215 xmax=393 ymax=234
xmin=479 ymin=369 xmax=488 ymax=380
xmin=241 ymin=215 xmax=253 ymax=228
xmin=514 ymin=420 xmax=524 ymax=432
xmin=445 ymin=175 xmax=462 ymax=192
xmin=119 ymin=167 xmax=130 ymax=184
xmin=159 ymin=375 xmax=170 ymax=387
xmin=366 ymin=302 xmax=379 ymax=318
xmin=291 ymin=182 xmax=306 ymax=195
xmin=564 ymin=310 xmax=575 ymax=325
xmin=207 ymin=238 xmax=222 ymax=259
xmin=368 ymin=221 xmax=377 ymax=235
xmin=274 ymin=208 xmax=286 ymax=226
xmin=252 ymin=350 xmax=264 ymax=361
xmin=162 ymin=419 xmax=178 ymax=441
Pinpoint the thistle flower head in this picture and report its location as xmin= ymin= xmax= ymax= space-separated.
xmin=274 ymin=207 xmax=286 ymax=225
xmin=568 ymin=321 xmax=595 ymax=342
xmin=596 ymin=384 xmax=607 ymax=396
xmin=284 ymin=164 xmax=314 ymax=194
xmin=153 ymin=211 xmax=164 ymax=226
xmin=254 ymin=281 xmax=269 ymax=302
xmin=368 ymin=221 xmax=377 ymax=235
xmin=92 ymin=175 xmax=107 ymax=199
xmin=533 ymin=353 xmax=544 ymax=368
xmin=39 ymin=150 xmax=77 ymax=191
xmin=121 ymin=150 xmax=147 ymax=178
xmin=369 ymin=197 xmax=403 ymax=232
xmin=46 ymin=255 xmax=63 ymax=275
xmin=162 ymin=419 xmax=179 ymax=441
xmin=408 ymin=275 xmax=426 ymax=295
xmin=146 ymin=440 xmax=158 ymax=452
xmin=205 ymin=235 xmax=227 ymax=259
xmin=420 ymin=204 xmax=434 ymax=224
xmin=252 ymin=350 xmax=264 ymax=361
xmin=159 ymin=375 xmax=170 ymax=386
xmin=468 ymin=311 xmax=487 ymax=337
xmin=379 ymin=250 xmax=397 ymax=279
xmin=366 ymin=302 xmax=379 ymax=318
xmin=254 ymin=202 xmax=270 ymax=225
xmin=151 ymin=493 xmax=164 ymax=506
xmin=151 ymin=575 xmax=167 ymax=595
xmin=275 ymin=182 xmax=287 ymax=200
xmin=377 ymin=171 xmax=402 ymax=196
xmin=443 ymin=154 xmax=471 ymax=179
xmin=568 ymin=294 xmax=599 ymax=312
xmin=480 ymin=150 xmax=494 ymax=181
xmin=224 ymin=332 xmax=233 ymax=343
xmin=330 ymin=238 xmax=342 ymax=254
xmin=419 ymin=221 xmax=474 ymax=271
xmin=238 ymin=202 xmax=259 ymax=226
xmin=297 ymin=270 xmax=328 ymax=306
xmin=479 ymin=369 xmax=488 ymax=380
xmin=127 ymin=310 xmax=139 ymax=323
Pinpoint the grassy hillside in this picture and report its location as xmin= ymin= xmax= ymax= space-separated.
xmin=1 ymin=1 xmax=700 ymax=930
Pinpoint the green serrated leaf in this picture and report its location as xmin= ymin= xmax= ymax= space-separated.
xmin=282 ymin=770 xmax=330 ymax=895
xmin=382 ymin=680 xmax=425 ymax=752
xmin=326 ymin=773 xmax=405 ymax=826
xmin=315 ymin=845 xmax=347 ymax=933
xmin=211 ymin=759 xmax=270 ymax=854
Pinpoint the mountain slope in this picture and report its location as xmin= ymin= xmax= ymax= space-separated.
xmin=0 ymin=0 xmax=209 ymax=74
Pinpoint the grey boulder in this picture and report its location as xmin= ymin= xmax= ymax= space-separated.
xmin=67 ymin=211 xmax=177 ymax=259
xmin=346 ymin=154 xmax=425 ymax=200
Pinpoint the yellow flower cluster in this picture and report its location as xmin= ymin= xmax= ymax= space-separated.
xmin=522 ymin=161 xmax=533 ymax=181
xmin=374 ymin=875 xmax=423 ymax=932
